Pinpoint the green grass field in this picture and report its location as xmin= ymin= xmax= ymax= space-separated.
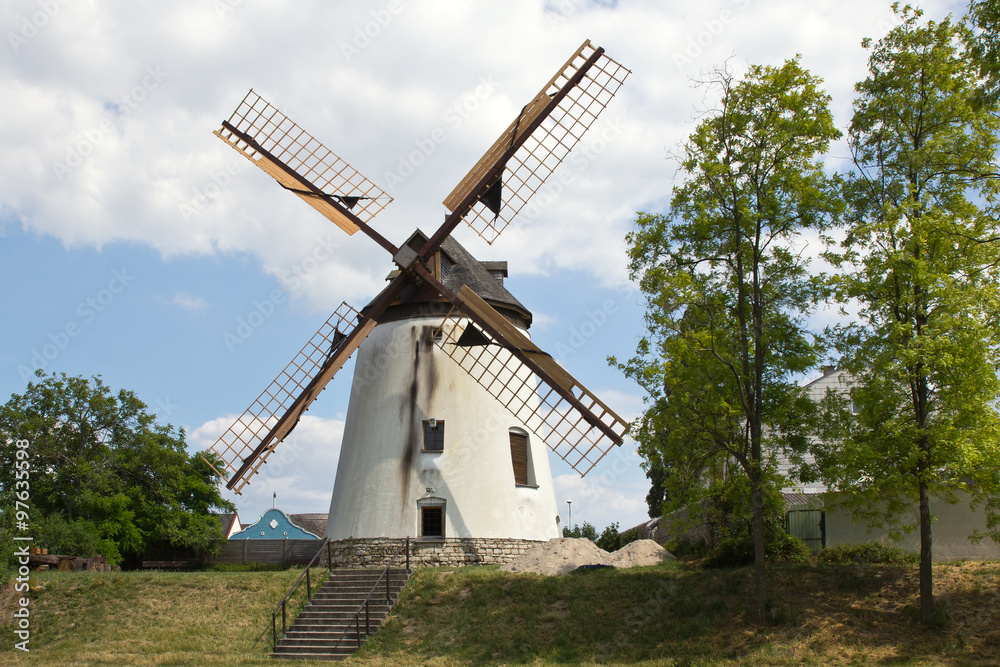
xmin=2 ymin=560 xmax=999 ymax=666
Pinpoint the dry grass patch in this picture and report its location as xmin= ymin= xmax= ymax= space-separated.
xmin=2 ymin=560 xmax=998 ymax=665
xmin=0 ymin=568 xmax=335 ymax=666
xmin=355 ymin=560 xmax=1000 ymax=666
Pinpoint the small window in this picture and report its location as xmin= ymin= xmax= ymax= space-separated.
xmin=421 ymin=506 xmax=444 ymax=538
xmin=510 ymin=431 xmax=529 ymax=485
xmin=423 ymin=420 xmax=444 ymax=451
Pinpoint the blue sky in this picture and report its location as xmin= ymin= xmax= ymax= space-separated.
xmin=1 ymin=0 xmax=964 ymax=531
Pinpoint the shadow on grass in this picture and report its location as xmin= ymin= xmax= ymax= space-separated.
xmin=357 ymin=561 xmax=1000 ymax=666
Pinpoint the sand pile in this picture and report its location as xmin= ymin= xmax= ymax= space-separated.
xmin=607 ymin=539 xmax=675 ymax=568
xmin=501 ymin=538 xmax=676 ymax=575
xmin=500 ymin=538 xmax=612 ymax=576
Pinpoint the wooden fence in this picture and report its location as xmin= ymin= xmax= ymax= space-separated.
xmin=208 ymin=539 xmax=325 ymax=566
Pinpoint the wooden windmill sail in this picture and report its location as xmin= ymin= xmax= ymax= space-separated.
xmin=203 ymin=40 xmax=630 ymax=497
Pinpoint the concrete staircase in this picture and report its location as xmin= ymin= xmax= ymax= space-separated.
xmin=271 ymin=567 xmax=410 ymax=661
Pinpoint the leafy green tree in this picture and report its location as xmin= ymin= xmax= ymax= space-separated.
xmin=644 ymin=461 xmax=668 ymax=519
xmin=0 ymin=372 xmax=235 ymax=567
xmin=817 ymin=4 xmax=1000 ymax=625
xmin=967 ymin=0 xmax=1000 ymax=103
xmin=562 ymin=521 xmax=598 ymax=540
xmin=615 ymin=58 xmax=841 ymax=623
xmin=594 ymin=522 xmax=640 ymax=552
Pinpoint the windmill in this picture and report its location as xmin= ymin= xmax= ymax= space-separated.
xmin=203 ymin=40 xmax=630 ymax=546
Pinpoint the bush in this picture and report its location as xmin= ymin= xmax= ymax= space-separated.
xmin=704 ymin=528 xmax=811 ymax=568
xmin=563 ymin=522 xmax=598 ymax=540
xmin=665 ymin=534 xmax=708 ymax=559
xmin=817 ymin=541 xmax=918 ymax=565
xmin=593 ymin=523 xmax=641 ymax=552
xmin=36 ymin=514 xmax=122 ymax=566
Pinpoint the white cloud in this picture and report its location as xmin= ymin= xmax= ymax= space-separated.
xmin=3 ymin=0 xmax=967 ymax=534
xmin=553 ymin=461 xmax=649 ymax=533
xmin=165 ymin=292 xmax=208 ymax=311
xmin=3 ymin=0 xmax=960 ymax=316
xmin=189 ymin=413 xmax=344 ymax=519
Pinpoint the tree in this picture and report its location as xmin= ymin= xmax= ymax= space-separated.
xmin=967 ymin=0 xmax=1000 ymax=103
xmin=615 ymin=58 xmax=841 ymax=623
xmin=0 ymin=372 xmax=235 ymax=567
xmin=562 ymin=521 xmax=598 ymax=540
xmin=817 ymin=4 xmax=1000 ymax=625
xmin=644 ymin=459 xmax=668 ymax=519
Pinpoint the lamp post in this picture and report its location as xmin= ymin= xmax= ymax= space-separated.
xmin=567 ymin=500 xmax=572 ymax=534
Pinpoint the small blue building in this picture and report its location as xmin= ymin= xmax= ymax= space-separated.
xmin=230 ymin=508 xmax=322 ymax=540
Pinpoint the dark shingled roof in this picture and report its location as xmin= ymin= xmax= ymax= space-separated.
xmin=369 ymin=231 xmax=532 ymax=328
xmin=436 ymin=234 xmax=529 ymax=322
xmin=216 ymin=513 xmax=240 ymax=537
xmin=288 ymin=513 xmax=328 ymax=539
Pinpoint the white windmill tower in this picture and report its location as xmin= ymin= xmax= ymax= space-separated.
xmin=202 ymin=41 xmax=630 ymax=554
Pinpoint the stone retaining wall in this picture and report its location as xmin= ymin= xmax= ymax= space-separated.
xmin=327 ymin=537 xmax=541 ymax=568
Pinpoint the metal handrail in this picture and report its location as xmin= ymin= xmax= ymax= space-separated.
xmin=272 ymin=537 xmax=333 ymax=650
xmin=353 ymin=537 xmax=410 ymax=647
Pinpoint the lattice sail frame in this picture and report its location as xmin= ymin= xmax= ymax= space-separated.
xmin=215 ymin=90 xmax=392 ymax=235
xmin=433 ymin=299 xmax=628 ymax=477
xmin=443 ymin=40 xmax=630 ymax=244
xmin=204 ymin=302 xmax=360 ymax=493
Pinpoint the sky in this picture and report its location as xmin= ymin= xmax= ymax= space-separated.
xmin=0 ymin=0 xmax=966 ymax=533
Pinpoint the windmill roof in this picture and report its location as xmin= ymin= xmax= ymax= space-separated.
xmin=370 ymin=232 xmax=532 ymax=327
xmin=437 ymin=234 xmax=530 ymax=322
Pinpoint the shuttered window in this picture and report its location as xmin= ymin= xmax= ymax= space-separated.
xmin=510 ymin=432 xmax=529 ymax=485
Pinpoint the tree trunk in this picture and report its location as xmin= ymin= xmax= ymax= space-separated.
xmin=751 ymin=479 xmax=768 ymax=625
xmin=919 ymin=479 xmax=934 ymax=624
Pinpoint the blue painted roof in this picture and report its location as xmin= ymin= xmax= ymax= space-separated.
xmin=230 ymin=508 xmax=321 ymax=540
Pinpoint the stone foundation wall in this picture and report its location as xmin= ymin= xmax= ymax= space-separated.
xmin=327 ymin=537 xmax=542 ymax=568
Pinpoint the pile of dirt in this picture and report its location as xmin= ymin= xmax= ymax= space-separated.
xmin=607 ymin=539 xmax=675 ymax=568
xmin=500 ymin=538 xmax=612 ymax=576
xmin=501 ymin=538 xmax=676 ymax=576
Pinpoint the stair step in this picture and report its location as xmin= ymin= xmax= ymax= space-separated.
xmin=270 ymin=567 xmax=411 ymax=662
xmin=296 ymin=613 xmax=388 ymax=622
xmin=298 ymin=609 xmax=390 ymax=617
xmin=273 ymin=643 xmax=361 ymax=653
xmin=277 ymin=637 xmax=359 ymax=648
xmin=312 ymin=587 xmax=402 ymax=597
xmin=270 ymin=649 xmax=355 ymax=661
xmin=291 ymin=617 xmax=386 ymax=628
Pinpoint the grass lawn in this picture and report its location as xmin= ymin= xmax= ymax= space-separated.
xmin=2 ymin=560 xmax=999 ymax=665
